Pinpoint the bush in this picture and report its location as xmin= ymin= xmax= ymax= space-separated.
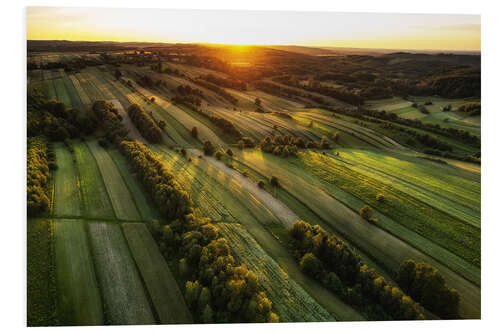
xmin=203 ymin=140 xmax=215 ymax=156
xmin=270 ymin=176 xmax=279 ymax=187
xmin=258 ymin=180 xmax=265 ymax=188
xmin=359 ymin=205 xmax=374 ymax=221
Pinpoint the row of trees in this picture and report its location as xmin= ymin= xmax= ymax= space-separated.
xmin=119 ymin=140 xmax=278 ymax=323
xmin=396 ymin=260 xmax=460 ymax=318
xmin=458 ymin=102 xmax=481 ymax=116
xmin=290 ymin=220 xmax=425 ymax=320
xmin=91 ymin=101 xmax=129 ymax=144
xmin=27 ymin=137 xmax=51 ymax=216
xmin=28 ymin=90 xmax=96 ymax=141
xmin=127 ymin=104 xmax=163 ymax=143
xmin=259 ymin=135 xmax=331 ymax=158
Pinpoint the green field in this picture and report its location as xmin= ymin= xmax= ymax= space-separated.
xmin=53 ymin=143 xmax=81 ymax=217
xmin=54 ymin=219 xmax=103 ymax=325
xmin=72 ymin=141 xmax=115 ymax=219
xmin=87 ymin=140 xmax=141 ymax=221
xmin=107 ymin=149 xmax=160 ymax=221
xmin=88 ymin=222 xmax=155 ymax=325
xmin=27 ymin=219 xmax=57 ymax=326
xmin=122 ymin=223 xmax=193 ymax=324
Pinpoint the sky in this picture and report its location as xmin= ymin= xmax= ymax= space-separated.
xmin=26 ymin=7 xmax=481 ymax=51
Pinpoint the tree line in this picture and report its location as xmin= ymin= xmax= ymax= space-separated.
xmin=290 ymin=220 xmax=425 ymax=320
xmin=91 ymin=101 xmax=129 ymax=144
xmin=127 ymin=104 xmax=163 ymax=143
xmin=396 ymin=260 xmax=460 ymax=319
xmin=119 ymin=140 xmax=278 ymax=323
xmin=28 ymin=90 xmax=96 ymax=141
xmin=27 ymin=137 xmax=51 ymax=216
xmin=193 ymin=78 xmax=239 ymax=105
xmin=260 ymin=134 xmax=331 ymax=158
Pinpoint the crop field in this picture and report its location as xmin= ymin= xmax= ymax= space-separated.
xmin=87 ymin=140 xmax=141 ymax=221
xmin=72 ymin=141 xmax=115 ymax=219
xmin=88 ymin=222 xmax=155 ymax=325
xmin=53 ymin=219 xmax=103 ymax=325
xmin=231 ymin=149 xmax=480 ymax=318
xmin=27 ymin=219 xmax=57 ymax=326
xmin=53 ymin=143 xmax=82 ymax=217
xmin=217 ymin=223 xmax=336 ymax=322
xmin=122 ymin=223 xmax=193 ymax=324
xmin=107 ymin=149 xmax=159 ymax=221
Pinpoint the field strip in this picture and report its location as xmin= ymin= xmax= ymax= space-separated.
xmin=53 ymin=78 xmax=73 ymax=108
xmin=73 ymin=141 xmax=115 ymax=219
xmin=88 ymin=222 xmax=155 ymax=325
xmin=68 ymin=74 xmax=91 ymax=105
xmin=188 ymin=148 xmax=300 ymax=228
xmin=97 ymin=71 xmax=192 ymax=146
xmin=218 ymin=223 xmax=335 ymax=322
xmin=122 ymin=223 xmax=193 ymax=324
xmin=54 ymin=219 xmax=104 ymax=325
xmin=144 ymin=91 xmax=225 ymax=147
xmin=233 ymin=150 xmax=480 ymax=318
xmin=62 ymin=75 xmax=85 ymax=112
xmin=332 ymin=151 xmax=480 ymax=227
xmin=53 ymin=143 xmax=82 ymax=217
xmin=86 ymin=140 xmax=141 ymax=221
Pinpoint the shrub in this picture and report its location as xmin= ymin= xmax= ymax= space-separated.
xmin=203 ymin=140 xmax=215 ymax=156
xmin=360 ymin=205 xmax=374 ymax=221
xmin=270 ymin=176 xmax=279 ymax=187
xmin=258 ymin=180 xmax=265 ymax=188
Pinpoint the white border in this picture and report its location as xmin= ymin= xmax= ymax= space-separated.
xmin=2 ymin=1 xmax=498 ymax=332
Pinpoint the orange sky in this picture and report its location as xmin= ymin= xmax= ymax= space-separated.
xmin=27 ymin=7 xmax=481 ymax=51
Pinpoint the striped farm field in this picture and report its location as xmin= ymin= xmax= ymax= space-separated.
xmin=53 ymin=78 xmax=73 ymax=108
xmin=54 ymin=219 xmax=103 ymax=325
xmin=107 ymin=149 xmax=159 ymax=221
xmin=88 ymin=222 xmax=155 ymax=325
xmin=53 ymin=143 xmax=82 ymax=217
xmin=42 ymin=79 xmax=57 ymax=100
xmin=218 ymin=222 xmax=335 ymax=322
xmin=87 ymin=140 xmax=141 ymax=221
xmin=232 ymin=149 xmax=480 ymax=318
xmin=68 ymin=74 xmax=91 ymax=105
xmin=72 ymin=141 xmax=115 ymax=219
xmin=122 ymin=223 xmax=193 ymax=324
xmin=62 ymin=75 xmax=85 ymax=112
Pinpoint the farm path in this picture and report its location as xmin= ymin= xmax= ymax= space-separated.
xmin=108 ymin=99 xmax=146 ymax=142
xmin=187 ymin=149 xmax=300 ymax=229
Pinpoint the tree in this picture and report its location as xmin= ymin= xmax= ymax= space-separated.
xmin=158 ymin=120 xmax=166 ymax=130
xmin=114 ymin=69 xmax=122 ymax=80
xmin=255 ymin=97 xmax=261 ymax=107
xmin=202 ymin=304 xmax=214 ymax=323
xmin=270 ymin=176 xmax=279 ymax=187
xmin=320 ymin=136 xmax=330 ymax=149
xmin=150 ymin=96 xmax=156 ymax=103
xmin=299 ymin=253 xmax=322 ymax=278
xmin=226 ymin=148 xmax=233 ymax=157
xmin=258 ymin=180 xmax=265 ymax=188
xmin=203 ymin=140 xmax=215 ymax=156
xmin=215 ymin=150 xmax=223 ymax=160
xmin=191 ymin=126 xmax=198 ymax=139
